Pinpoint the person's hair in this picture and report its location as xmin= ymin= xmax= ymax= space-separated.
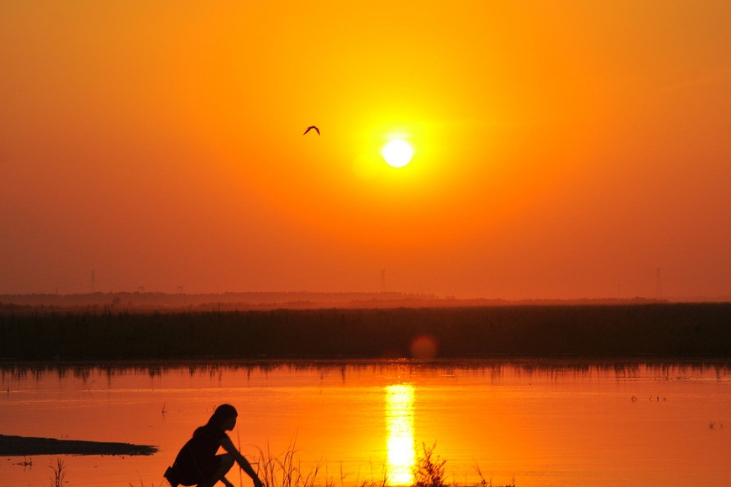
xmin=194 ymin=404 xmax=238 ymax=436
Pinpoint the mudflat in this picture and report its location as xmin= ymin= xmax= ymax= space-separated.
xmin=0 ymin=434 xmax=157 ymax=456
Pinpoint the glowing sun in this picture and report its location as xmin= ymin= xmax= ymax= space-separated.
xmin=382 ymin=139 xmax=413 ymax=167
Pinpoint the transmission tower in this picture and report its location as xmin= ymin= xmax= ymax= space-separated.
xmin=380 ymin=268 xmax=386 ymax=293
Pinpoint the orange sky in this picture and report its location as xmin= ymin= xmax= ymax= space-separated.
xmin=1 ymin=1 xmax=730 ymax=299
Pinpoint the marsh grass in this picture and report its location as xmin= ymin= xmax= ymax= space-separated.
xmin=48 ymin=458 xmax=66 ymax=487
xmin=351 ymin=463 xmax=388 ymax=487
xmin=474 ymin=465 xmax=515 ymax=487
xmin=413 ymin=443 xmax=446 ymax=487
xmin=251 ymin=442 xmax=403 ymax=487
xmin=127 ymin=443 xmax=508 ymax=487
xmin=250 ymin=442 xmax=512 ymax=487
xmin=255 ymin=442 xmax=325 ymax=487
xmin=4 ymin=303 xmax=731 ymax=360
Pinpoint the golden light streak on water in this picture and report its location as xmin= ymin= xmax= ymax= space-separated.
xmin=385 ymin=384 xmax=416 ymax=485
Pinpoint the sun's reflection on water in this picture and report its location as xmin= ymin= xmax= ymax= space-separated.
xmin=385 ymin=384 xmax=416 ymax=486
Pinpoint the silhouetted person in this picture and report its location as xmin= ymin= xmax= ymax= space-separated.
xmin=303 ymin=125 xmax=319 ymax=135
xmin=164 ymin=404 xmax=263 ymax=487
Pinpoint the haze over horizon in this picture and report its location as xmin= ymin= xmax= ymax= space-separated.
xmin=2 ymin=1 xmax=730 ymax=301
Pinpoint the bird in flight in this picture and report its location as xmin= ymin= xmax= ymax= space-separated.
xmin=303 ymin=126 xmax=320 ymax=135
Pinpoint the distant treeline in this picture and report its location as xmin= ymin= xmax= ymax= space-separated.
xmin=0 ymin=291 xmax=701 ymax=312
xmin=0 ymin=291 xmax=446 ymax=310
xmin=1 ymin=303 xmax=730 ymax=360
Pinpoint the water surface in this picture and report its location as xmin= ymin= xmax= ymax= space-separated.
xmin=2 ymin=360 xmax=730 ymax=487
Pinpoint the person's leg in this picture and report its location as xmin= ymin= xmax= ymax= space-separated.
xmin=197 ymin=454 xmax=235 ymax=487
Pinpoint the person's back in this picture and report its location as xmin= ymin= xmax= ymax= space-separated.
xmin=169 ymin=426 xmax=228 ymax=485
xmin=164 ymin=404 xmax=263 ymax=487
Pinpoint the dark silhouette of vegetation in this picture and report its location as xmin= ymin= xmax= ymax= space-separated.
xmin=413 ymin=443 xmax=446 ymax=487
xmin=49 ymin=458 xmax=67 ymax=487
xmin=1 ymin=303 xmax=731 ymax=360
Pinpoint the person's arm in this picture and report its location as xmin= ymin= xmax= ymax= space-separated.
xmin=220 ymin=436 xmax=264 ymax=487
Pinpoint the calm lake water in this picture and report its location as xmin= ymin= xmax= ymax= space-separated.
xmin=2 ymin=360 xmax=730 ymax=487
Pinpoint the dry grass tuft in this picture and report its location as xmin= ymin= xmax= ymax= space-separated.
xmin=48 ymin=458 xmax=67 ymax=487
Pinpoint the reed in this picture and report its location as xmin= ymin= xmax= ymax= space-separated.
xmin=48 ymin=458 xmax=66 ymax=487
xmin=474 ymin=465 xmax=514 ymax=487
xmin=249 ymin=441 xmax=516 ymax=487
xmin=412 ymin=443 xmax=446 ymax=487
xmin=254 ymin=441 xmax=325 ymax=487
xmin=3 ymin=303 xmax=731 ymax=360
xmin=252 ymin=442 xmax=392 ymax=487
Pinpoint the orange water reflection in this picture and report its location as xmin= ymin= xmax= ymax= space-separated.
xmin=3 ymin=361 xmax=731 ymax=487
xmin=385 ymin=384 xmax=415 ymax=485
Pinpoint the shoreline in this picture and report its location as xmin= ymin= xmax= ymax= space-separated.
xmin=0 ymin=434 xmax=158 ymax=457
